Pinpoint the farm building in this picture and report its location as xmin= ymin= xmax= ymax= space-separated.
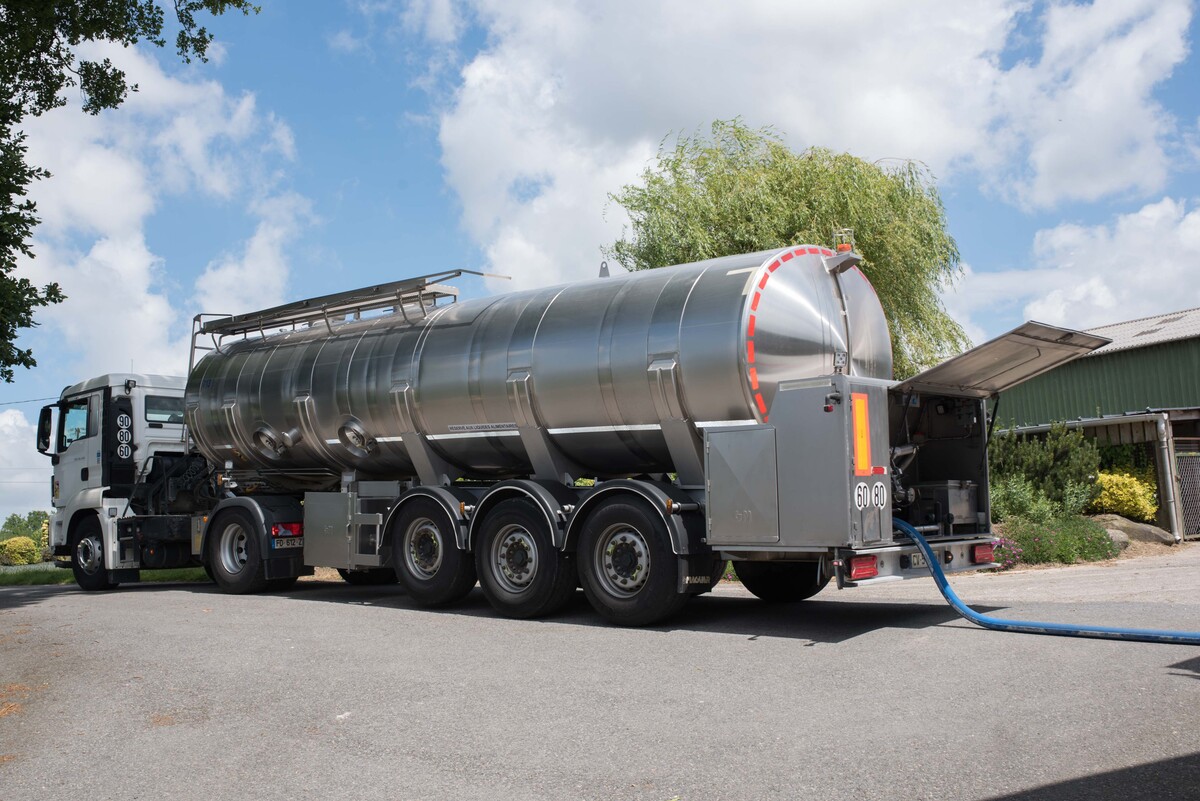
xmin=997 ymin=307 xmax=1200 ymax=541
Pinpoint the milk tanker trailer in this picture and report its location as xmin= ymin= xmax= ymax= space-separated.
xmin=38 ymin=245 xmax=1107 ymax=625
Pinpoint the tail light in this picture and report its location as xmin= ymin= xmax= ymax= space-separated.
xmin=271 ymin=522 xmax=303 ymax=537
xmin=971 ymin=544 xmax=994 ymax=564
xmin=849 ymin=555 xmax=878 ymax=580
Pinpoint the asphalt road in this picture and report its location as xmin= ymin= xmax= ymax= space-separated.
xmin=3 ymin=548 xmax=1199 ymax=801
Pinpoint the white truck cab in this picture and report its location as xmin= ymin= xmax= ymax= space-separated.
xmin=37 ymin=374 xmax=188 ymax=588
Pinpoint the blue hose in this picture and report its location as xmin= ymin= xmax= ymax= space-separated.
xmin=894 ymin=518 xmax=1200 ymax=646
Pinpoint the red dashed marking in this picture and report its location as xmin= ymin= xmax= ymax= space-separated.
xmin=749 ymin=367 xmax=759 ymax=390
xmin=758 ymin=273 xmax=769 ymax=290
xmin=821 ymin=248 xmax=832 ymax=256
xmin=780 ymin=252 xmax=794 ymax=263
xmin=755 ymin=393 xmax=768 ymax=414
xmin=806 ymin=246 xmax=820 ymax=254
xmin=747 ymin=316 xmax=756 ymax=337
xmin=747 ymin=341 xmax=756 ymax=362
xmin=768 ymin=259 xmax=781 ymax=272
xmin=751 ymin=292 xmax=761 ymax=311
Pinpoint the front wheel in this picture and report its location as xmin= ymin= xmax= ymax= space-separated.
xmin=734 ymin=561 xmax=829 ymax=603
xmin=71 ymin=516 xmax=117 ymax=592
xmin=577 ymin=497 xmax=686 ymax=627
xmin=206 ymin=508 xmax=268 ymax=594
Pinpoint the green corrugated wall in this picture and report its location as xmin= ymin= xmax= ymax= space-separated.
xmin=997 ymin=338 xmax=1200 ymax=426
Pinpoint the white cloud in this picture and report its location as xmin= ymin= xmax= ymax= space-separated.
xmin=384 ymin=0 xmax=1193 ymax=289
xmin=196 ymin=193 xmax=315 ymax=315
xmin=945 ymin=197 xmax=1200 ymax=335
xmin=17 ymin=41 xmax=310 ymax=383
xmin=0 ymin=411 xmax=51 ymax=518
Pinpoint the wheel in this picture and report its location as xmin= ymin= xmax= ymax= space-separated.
xmin=390 ymin=499 xmax=476 ymax=606
xmin=734 ymin=561 xmax=829 ymax=603
xmin=475 ymin=498 xmax=577 ymax=619
xmin=577 ymin=497 xmax=687 ymax=627
xmin=337 ymin=568 xmax=398 ymax=586
xmin=206 ymin=508 xmax=268 ymax=594
xmin=708 ymin=559 xmax=728 ymax=590
xmin=71 ymin=516 xmax=117 ymax=591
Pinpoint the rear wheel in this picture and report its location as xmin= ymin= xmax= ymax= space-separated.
xmin=337 ymin=568 xmax=398 ymax=586
xmin=71 ymin=516 xmax=117 ymax=592
xmin=577 ymin=497 xmax=686 ymax=627
xmin=391 ymin=499 xmax=475 ymax=606
xmin=206 ymin=508 xmax=268 ymax=594
xmin=475 ymin=499 xmax=576 ymax=619
xmin=734 ymin=561 xmax=829 ymax=603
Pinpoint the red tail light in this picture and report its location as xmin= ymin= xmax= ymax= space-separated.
xmin=971 ymin=544 xmax=994 ymax=564
xmin=849 ymin=555 xmax=878 ymax=580
xmin=271 ymin=522 xmax=303 ymax=537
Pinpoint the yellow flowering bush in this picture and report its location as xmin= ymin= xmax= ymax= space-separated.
xmin=0 ymin=536 xmax=41 ymax=565
xmin=1090 ymin=471 xmax=1157 ymax=523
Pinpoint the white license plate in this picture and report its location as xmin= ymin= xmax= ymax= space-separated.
xmin=909 ymin=551 xmax=928 ymax=569
xmin=273 ymin=537 xmax=304 ymax=550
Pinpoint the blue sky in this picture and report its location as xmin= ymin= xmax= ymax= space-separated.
xmin=2 ymin=0 xmax=1199 ymax=516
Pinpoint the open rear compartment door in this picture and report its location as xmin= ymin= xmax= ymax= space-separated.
xmin=887 ymin=322 xmax=1110 ymax=541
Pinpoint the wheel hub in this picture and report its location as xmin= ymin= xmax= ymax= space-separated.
xmin=493 ymin=526 xmax=538 ymax=592
xmin=405 ymin=519 xmax=443 ymax=579
xmin=597 ymin=526 xmax=650 ymax=597
xmin=75 ymin=535 xmax=102 ymax=575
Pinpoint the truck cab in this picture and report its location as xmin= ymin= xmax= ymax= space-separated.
xmin=37 ymin=374 xmax=189 ymax=588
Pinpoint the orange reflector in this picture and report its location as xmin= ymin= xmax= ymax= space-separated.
xmin=971 ymin=544 xmax=995 ymax=564
xmin=837 ymin=243 xmax=852 ymax=252
xmin=851 ymin=392 xmax=871 ymax=477
xmin=849 ymin=555 xmax=878 ymax=581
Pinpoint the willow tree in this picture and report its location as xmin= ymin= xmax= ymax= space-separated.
xmin=606 ymin=120 xmax=969 ymax=378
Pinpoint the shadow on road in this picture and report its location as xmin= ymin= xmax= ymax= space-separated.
xmin=983 ymin=751 xmax=1200 ymax=801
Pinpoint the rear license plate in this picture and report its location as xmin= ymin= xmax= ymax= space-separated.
xmin=273 ymin=537 xmax=304 ymax=549
xmin=909 ymin=551 xmax=927 ymax=569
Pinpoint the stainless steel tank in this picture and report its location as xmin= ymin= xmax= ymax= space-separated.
xmin=186 ymin=246 xmax=892 ymax=484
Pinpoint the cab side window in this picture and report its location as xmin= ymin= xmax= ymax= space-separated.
xmin=58 ymin=397 xmax=91 ymax=450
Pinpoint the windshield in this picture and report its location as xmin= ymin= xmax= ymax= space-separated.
xmin=146 ymin=395 xmax=185 ymax=424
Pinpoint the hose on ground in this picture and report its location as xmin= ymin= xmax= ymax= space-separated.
xmin=894 ymin=518 xmax=1200 ymax=646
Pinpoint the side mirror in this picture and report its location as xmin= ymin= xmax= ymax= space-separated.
xmin=36 ymin=406 xmax=53 ymax=454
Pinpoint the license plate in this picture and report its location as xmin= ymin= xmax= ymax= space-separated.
xmin=909 ymin=551 xmax=928 ymax=569
xmin=273 ymin=537 xmax=304 ymax=550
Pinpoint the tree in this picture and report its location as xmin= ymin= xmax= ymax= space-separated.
xmin=606 ymin=120 xmax=969 ymax=378
xmin=0 ymin=509 xmax=49 ymax=541
xmin=0 ymin=1 xmax=258 ymax=382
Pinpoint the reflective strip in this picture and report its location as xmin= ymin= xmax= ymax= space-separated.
xmin=851 ymin=392 xmax=871 ymax=477
xmin=547 ymin=424 xmax=661 ymax=435
xmin=694 ymin=419 xmax=758 ymax=428
xmin=427 ymin=431 xmax=521 ymax=440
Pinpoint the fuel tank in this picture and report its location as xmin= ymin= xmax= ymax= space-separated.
xmin=186 ymin=246 xmax=892 ymax=484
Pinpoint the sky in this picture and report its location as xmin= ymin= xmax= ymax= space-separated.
xmin=2 ymin=0 xmax=1200 ymax=519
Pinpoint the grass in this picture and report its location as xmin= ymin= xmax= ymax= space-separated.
xmin=0 ymin=565 xmax=211 ymax=587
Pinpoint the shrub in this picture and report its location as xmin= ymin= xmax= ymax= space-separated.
xmin=990 ymin=475 xmax=1056 ymax=524
xmin=990 ymin=423 xmax=1100 ymax=507
xmin=1000 ymin=516 xmax=1117 ymax=566
xmin=0 ymin=536 xmax=41 ymax=566
xmin=1090 ymin=471 xmax=1157 ymax=523
xmin=992 ymin=535 xmax=1023 ymax=571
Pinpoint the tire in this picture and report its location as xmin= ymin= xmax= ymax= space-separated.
xmin=337 ymin=568 xmax=398 ymax=586
xmin=71 ymin=516 xmax=117 ymax=592
xmin=390 ymin=499 xmax=476 ymax=606
xmin=734 ymin=561 xmax=829 ymax=603
xmin=708 ymin=559 xmax=728 ymax=591
xmin=206 ymin=508 xmax=268 ymax=594
xmin=474 ymin=499 xmax=577 ymax=619
xmin=577 ymin=497 xmax=687 ymax=627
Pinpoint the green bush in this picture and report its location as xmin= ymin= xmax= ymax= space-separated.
xmin=990 ymin=475 xmax=1056 ymax=524
xmin=1090 ymin=471 xmax=1157 ymax=523
xmin=0 ymin=536 xmax=41 ymax=565
xmin=990 ymin=423 xmax=1100 ymax=507
xmin=1000 ymin=516 xmax=1117 ymax=565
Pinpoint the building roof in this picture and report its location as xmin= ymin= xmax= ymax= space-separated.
xmin=1085 ymin=306 xmax=1200 ymax=356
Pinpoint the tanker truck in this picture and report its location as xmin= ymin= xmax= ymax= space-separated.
xmin=35 ymin=245 xmax=1108 ymax=626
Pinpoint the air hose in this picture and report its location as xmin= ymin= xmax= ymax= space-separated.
xmin=894 ymin=519 xmax=1200 ymax=646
